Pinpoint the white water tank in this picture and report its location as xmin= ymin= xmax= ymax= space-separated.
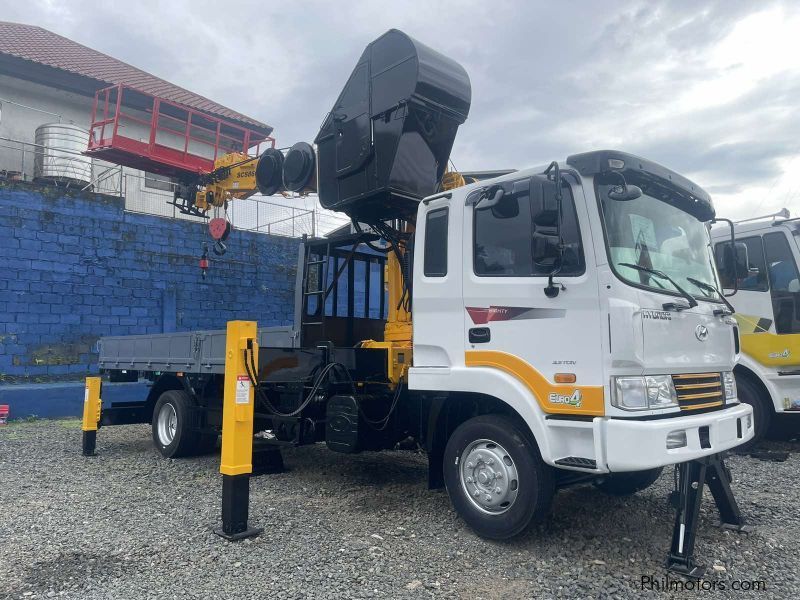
xmin=34 ymin=123 xmax=93 ymax=186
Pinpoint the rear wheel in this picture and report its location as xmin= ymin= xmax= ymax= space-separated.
xmin=737 ymin=374 xmax=771 ymax=447
xmin=594 ymin=467 xmax=663 ymax=496
xmin=152 ymin=390 xmax=202 ymax=458
xmin=443 ymin=414 xmax=554 ymax=540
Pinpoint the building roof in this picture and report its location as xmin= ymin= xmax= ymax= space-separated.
xmin=0 ymin=21 xmax=272 ymax=135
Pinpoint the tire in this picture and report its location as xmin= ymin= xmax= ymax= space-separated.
xmin=443 ymin=414 xmax=554 ymax=540
xmin=151 ymin=390 xmax=201 ymax=458
xmin=594 ymin=467 xmax=663 ymax=496
xmin=737 ymin=374 xmax=771 ymax=447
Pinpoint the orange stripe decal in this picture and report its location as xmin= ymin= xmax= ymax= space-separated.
xmin=465 ymin=350 xmax=604 ymax=416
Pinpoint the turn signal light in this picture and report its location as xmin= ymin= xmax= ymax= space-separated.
xmin=554 ymin=373 xmax=576 ymax=384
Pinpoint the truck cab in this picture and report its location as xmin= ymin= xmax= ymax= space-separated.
xmin=412 ymin=150 xmax=753 ymax=486
xmin=711 ymin=216 xmax=800 ymax=440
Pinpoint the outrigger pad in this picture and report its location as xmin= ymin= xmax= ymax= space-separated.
xmin=666 ymin=453 xmax=749 ymax=579
xmin=666 ymin=561 xmax=707 ymax=580
xmin=213 ymin=525 xmax=263 ymax=542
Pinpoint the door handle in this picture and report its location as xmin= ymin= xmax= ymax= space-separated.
xmin=469 ymin=327 xmax=491 ymax=344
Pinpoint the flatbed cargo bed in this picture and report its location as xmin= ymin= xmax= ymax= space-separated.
xmin=97 ymin=326 xmax=297 ymax=374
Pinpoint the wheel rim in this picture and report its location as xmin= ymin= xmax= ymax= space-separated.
xmin=459 ymin=438 xmax=519 ymax=514
xmin=157 ymin=402 xmax=178 ymax=446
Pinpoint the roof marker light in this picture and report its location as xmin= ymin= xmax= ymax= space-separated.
xmin=608 ymin=158 xmax=625 ymax=169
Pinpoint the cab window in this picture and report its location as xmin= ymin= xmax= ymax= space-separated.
xmin=474 ymin=179 xmax=584 ymax=277
xmin=423 ymin=207 xmax=448 ymax=277
xmin=763 ymin=232 xmax=800 ymax=334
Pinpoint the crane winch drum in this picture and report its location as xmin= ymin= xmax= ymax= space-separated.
xmin=313 ymin=29 xmax=471 ymax=221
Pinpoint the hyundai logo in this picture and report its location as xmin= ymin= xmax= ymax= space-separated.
xmin=695 ymin=324 xmax=709 ymax=342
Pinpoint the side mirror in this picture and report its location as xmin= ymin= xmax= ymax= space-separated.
xmin=711 ymin=217 xmax=743 ymax=298
xmin=532 ymin=236 xmax=562 ymax=270
xmin=538 ymin=163 xmax=566 ymax=298
xmin=608 ymin=184 xmax=643 ymax=201
xmin=474 ymin=185 xmax=520 ymax=219
xmin=719 ymin=241 xmax=750 ymax=284
xmin=491 ymin=194 xmax=519 ymax=219
xmin=734 ymin=242 xmax=750 ymax=279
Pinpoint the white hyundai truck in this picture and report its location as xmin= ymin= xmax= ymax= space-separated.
xmin=410 ymin=151 xmax=752 ymax=537
xmin=85 ymin=29 xmax=752 ymax=576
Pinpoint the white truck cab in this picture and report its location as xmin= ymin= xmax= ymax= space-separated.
xmin=711 ymin=214 xmax=800 ymax=440
xmin=412 ymin=150 xmax=753 ymax=481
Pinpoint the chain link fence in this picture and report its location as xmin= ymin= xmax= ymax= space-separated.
xmin=0 ymin=136 xmax=350 ymax=237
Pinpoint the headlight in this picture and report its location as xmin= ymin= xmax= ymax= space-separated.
xmin=722 ymin=371 xmax=737 ymax=401
xmin=612 ymin=375 xmax=678 ymax=411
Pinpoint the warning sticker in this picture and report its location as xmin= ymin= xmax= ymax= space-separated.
xmin=84 ymin=388 xmax=90 ymax=404
xmin=235 ymin=375 xmax=251 ymax=405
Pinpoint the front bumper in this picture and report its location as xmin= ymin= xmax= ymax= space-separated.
xmin=603 ymin=403 xmax=753 ymax=472
xmin=764 ymin=372 xmax=800 ymax=413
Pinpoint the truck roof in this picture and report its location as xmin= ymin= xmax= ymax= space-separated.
xmin=433 ymin=150 xmax=715 ymax=221
xmin=711 ymin=218 xmax=800 ymax=238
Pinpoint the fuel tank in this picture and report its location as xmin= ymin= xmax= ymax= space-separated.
xmin=314 ymin=29 xmax=471 ymax=221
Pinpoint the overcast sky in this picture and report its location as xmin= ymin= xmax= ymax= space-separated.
xmin=3 ymin=0 xmax=799 ymax=220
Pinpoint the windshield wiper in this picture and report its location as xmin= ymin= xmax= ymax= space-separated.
xmin=618 ymin=263 xmax=698 ymax=310
xmin=686 ymin=277 xmax=734 ymax=314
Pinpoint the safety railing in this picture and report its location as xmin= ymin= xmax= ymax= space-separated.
xmin=86 ymin=84 xmax=274 ymax=178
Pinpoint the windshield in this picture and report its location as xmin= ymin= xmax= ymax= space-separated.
xmin=597 ymin=183 xmax=721 ymax=301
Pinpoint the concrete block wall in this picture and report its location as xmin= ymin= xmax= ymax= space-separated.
xmin=0 ymin=182 xmax=300 ymax=382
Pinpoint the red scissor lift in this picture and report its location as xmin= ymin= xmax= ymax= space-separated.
xmin=85 ymin=84 xmax=273 ymax=180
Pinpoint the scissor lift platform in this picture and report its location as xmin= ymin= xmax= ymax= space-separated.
xmin=85 ymin=84 xmax=273 ymax=179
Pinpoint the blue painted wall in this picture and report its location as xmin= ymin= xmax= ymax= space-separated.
xmin=0 ymin=183 xmax=301 ymax=384
xmin=0 ymin=381 xmax=150 ymax=420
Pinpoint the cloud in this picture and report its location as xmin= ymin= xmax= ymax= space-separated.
xmin=2 ymin=0 xmax=799 ymax=219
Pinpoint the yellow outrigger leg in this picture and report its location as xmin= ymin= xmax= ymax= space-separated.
xmin=81 ymin=376 xmax=102 ymax=456
xmin=214 ymin=320 xmax=263 ymax=540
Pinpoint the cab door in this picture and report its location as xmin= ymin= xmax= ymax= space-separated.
xmin=461 ymin=175 xmax=605 ymax=416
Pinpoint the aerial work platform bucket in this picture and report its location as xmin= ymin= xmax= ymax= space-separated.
xmin=85 ymin=84 xmax=274 ymax=180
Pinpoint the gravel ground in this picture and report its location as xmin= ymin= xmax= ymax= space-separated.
xmin=1 ymin=420 xmax=799 ymax=599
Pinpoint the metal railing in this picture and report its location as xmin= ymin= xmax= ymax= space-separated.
xmin=0 ymin=135 xmax=119 ymax=190
xmin=0 ymin=136 xmax=350 ymax=237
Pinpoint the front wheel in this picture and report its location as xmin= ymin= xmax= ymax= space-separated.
xmin=443 ymin=414 xmax=554 ymax=540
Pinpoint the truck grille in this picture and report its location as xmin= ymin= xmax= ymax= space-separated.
xmin=672 ymin=373 xmax=725 ymax=411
